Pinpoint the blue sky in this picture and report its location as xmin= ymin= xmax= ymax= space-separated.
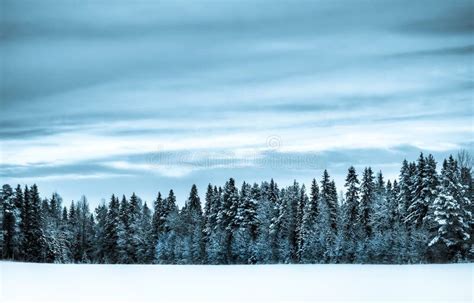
xmin=1 ymin=0 xmax=473 ymax=206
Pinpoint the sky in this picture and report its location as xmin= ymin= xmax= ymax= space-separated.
xmin=1 ymin=0 xmax=473 ymax=207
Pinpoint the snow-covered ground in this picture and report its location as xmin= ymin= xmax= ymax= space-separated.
xmin=0 ymin=262 xmax=472 ymax=303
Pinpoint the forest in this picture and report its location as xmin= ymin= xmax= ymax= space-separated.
xmin=1 ymin=152 xmax=472 ymax=264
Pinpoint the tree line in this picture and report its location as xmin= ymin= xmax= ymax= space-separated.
xmin=1 ymin=152 xmax=472 ymax=264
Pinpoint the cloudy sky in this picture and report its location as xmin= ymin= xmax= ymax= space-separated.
xmin=1 ymin=0 xmax=473 ymax=206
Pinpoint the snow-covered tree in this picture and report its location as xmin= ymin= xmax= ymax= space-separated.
xmin=428 ymin=156 xmax=471 ymax=261
xmin=398 ymin=160 xmax=414 ymax=223
xmin=152 ymin=192 xmax=166 ymax=242
xmin=94 ymin=202 xmax=108 ymax=263
xmin=254 ymin=182 xmax=273 ymax=263
xmin=359 ymin=167 xmax=375 ymax=238
xmin=295 ymin=184 xmax=308 ymax=262
xmin=181 ymin=184 xmax=204 ymax=264
xmin=104 ymin=195 xmax=120 ymax=263
xmin=1 ymin=184 xmax=17 ymax=259
xmin=218 ymin=178 xmax=239 ymax=263
xmin=3 ymin=152 xmax=470 ymax=265
xmin=318 ymin=171 xmax=339 ymax=262
xmin=19 ymin=185 xmax=44 ymax=262
xmin=369 ymin=172 xmax=395 ymax=262
xmin=137 ymin=202 xmax=154 ymax=263
xmin=340 ymin=167 xmax=359 ymax=262
xmin=300 ymin=179 xmax=319 ymax=263
xmin=406 ymin=153 xmax=438 ymax=229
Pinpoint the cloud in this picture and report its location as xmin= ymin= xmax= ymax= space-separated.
xmin=388 ymin=45 xmax=474 ymax=59
xmin=2 ymin=0 xmax=473 ymax=204
xmin=398 ymin=6 xmax=474 ymax=35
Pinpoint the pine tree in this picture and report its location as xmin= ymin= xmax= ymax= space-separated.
xmin=22 ymin=185 xmax=44 ymax=262
xmin=398 ymin=160 xmax=414 ymax=223
xmin=155 ymin=190 xmax=180 ymax=264
xmin=79 ymin=197 xmax=94 ymax=263
xmin=0 ymin=188 xmax=3 ymax=258
xmin=320 ymin=171 xmax=339 ymax=261
xmin=406 ymin=153 xmax=438 ymax=228
xmin=10 ymin=185 xmax=23 ymax=260
xmin=369 ymin=171 xmax=394 ymax=262
xmin=429 ymin=156 xmax=471 ymax=261
xmin=218 ymin=178 xmax=239 ymax=263
xmin=423 ymin=154 xmax=439 ymax=226
xmin=206 ymin=186 xmax=225 ymax=264
xmin=202 ymin=184 xmax=213 ymax=252
xmin=267 ymin=179 xmax=282 ymax=263
xmin=359 ymin=167 xmax=375 ymax=238
xmin=321 ymin=170 xmax=338 ymax=232
xmin=40 ymin=193 xmax=69 ymax=263
xmin=128 ymin=193 xmax=143 ymax=263
xmin=232 ymin=181 xmax=257 ymax=263
xmin=456 ymin=150 xmax=473 ymax=259
xmin=341 ymin=167 xmax=359 ymax=262
xmin=94 ymin=202 xmax=108 ymax=263
xmin=239 ymin=182 xmax=258 ymax=238
xmin=254 ymin=182 xmax=273 ymax=263
xmin=295 ymin=184 xmax=308 ymax=262
xmin=182 ymin=185 xmax=204 ymax=264
xmin=156 ymin=206 xmax=182 ymax=264
xmin=354 ymin=167 xmax=375 ymax=262
xmin=165 ymin=190 xmax=178 ymax=218
xmin=275 ymin=187 xmax=291 ymax=263
xmin=1 ymin=184 xmax=16 ymax=259
xmin=104 ymin=195 xmax=120 ymax=263
xmin=139 ymin=202 xmax=155 ymax=263
xmin=67 ymin=201 xmax=78 ymax=261
xmin=288 ymin=181 xmax=302 ymax=262
xmin=300 ymin=179 xmax=319 ymax=263
xmin=317 ymin=171 xmax=339 ymax=262
xmin=152 ymin=192 xmax=165 ymax=241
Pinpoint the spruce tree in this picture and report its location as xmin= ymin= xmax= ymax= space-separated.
xmin=295 ymin=184 xmax=308 ymax=262
xmin=355 ymin=168 xmax=375 ymax=262
xmin=254 ymin=182 xmax=273 ymax=263
xmin=202 ymin=184 xmax=213 ymax=251
xmin=319 ymin=171 xmax=339 ymax=262
xmin=1 ymin=184 xmax=16 ymax=259
xmin=94 ymin=203 xmax=108 ymax=263
xmin=182 ymin=184 xmax=204 ymax=264
xmin=370 ymin=171 xmax=393 ymax=262
xmin=25 ymin=185 xmax=44 ymax=262
xmin=406 ymin=153 xmax=438 ymax=228
xmin=300 ymin=179 xmax=319 ymax=263
xmin=321 ymin=170 xmax=338 ymax=232
xmin=218 ymin=178 xmax=239 ymax=263
xmin=429 ymin=156 xmax=471 ymax=261
xmin=359 ymin=167 xmax=375 ymax=238
xmin=267 ymin=179 xmax=282 ymax=263
xmin=128 ymin=193 xmax=143 ymax=263
xmin=104 ymin=195 xmax=120 ymax=263
xmin=136 ymin=202 xmax=154 ymax=263
xmin=342 ymin=167 xmax=359 ymax=262
xmin=152 ymin=192 xmax=167 ymax=242
xmin=398 ymin=160 xmax=414 ymax=223
xmin=232 ymin=182 xmax=257 ymax=263
xmin=456 ymin=150 xmax=473 ymax=258
xmin=206 ymin=186 xmax=225 ymax=264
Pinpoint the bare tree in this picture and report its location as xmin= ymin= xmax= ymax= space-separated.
xmin=457 ymin=149 xmax=473 ymax=172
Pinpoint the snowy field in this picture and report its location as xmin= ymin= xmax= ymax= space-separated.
xmin=1 ymin=262 xmax=472 ymax=303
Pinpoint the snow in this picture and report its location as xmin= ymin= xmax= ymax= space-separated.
xmin=1 ymin=262 xmax=472 ymax=303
